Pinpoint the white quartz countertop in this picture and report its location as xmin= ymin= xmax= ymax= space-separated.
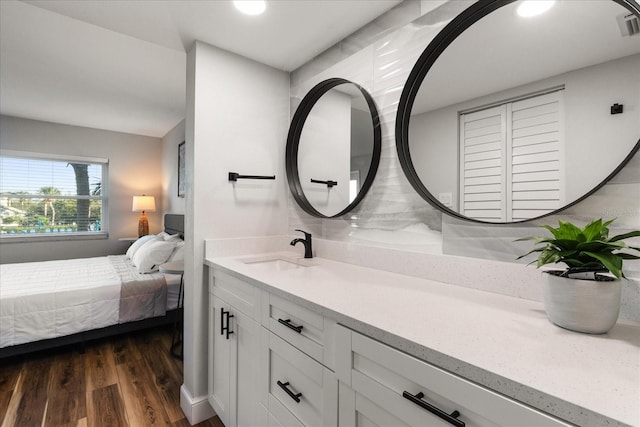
xmin=205 ymin=252 xmax=640 ymax=427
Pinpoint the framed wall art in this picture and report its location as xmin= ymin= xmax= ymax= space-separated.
xmin=178 ymin=141 xmax=185 ymax=198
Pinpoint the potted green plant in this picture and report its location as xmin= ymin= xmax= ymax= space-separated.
xmin=517 ymin=218 xmax=640 ymax=334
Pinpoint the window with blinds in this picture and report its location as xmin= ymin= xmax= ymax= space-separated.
xmin=0 ymin=151 xmax=108 ymax=237
xmin=459 ymin=90 xmax=564 ymax=222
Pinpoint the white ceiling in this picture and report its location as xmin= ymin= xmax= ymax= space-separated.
xmin=414 ymin=0 xmax=640 ymax=114
xmin=0 ymin=0 xmax=402 ymax=138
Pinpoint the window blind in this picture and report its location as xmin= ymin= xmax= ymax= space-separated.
xmin=0 ymin=152 xmax=107 ymax=236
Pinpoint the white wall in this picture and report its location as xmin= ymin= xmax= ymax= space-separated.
xmin=162 ymin=119 xmax=186 ymax=215
xmin=409 ymin=107 xmax=457 ymax=209
xmin=0 ymin=115 xmax=163 ymax=264
xmin=298 ymin=90 xmax=351 ymax=216
xmin=182 ymin=41 xmax=289 ymax=414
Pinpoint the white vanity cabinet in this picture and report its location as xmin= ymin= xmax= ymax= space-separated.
xmin=208 ymin=271 xmax=267 ymax=427
xmin=262 ymin=292 xmax=337 ymax=369
xmin=335 ymin=326 xmax=572 ymax=427
xmin=261 ymin=293 xmax=338 ymax=426
xmin=260 ymin=330 xmax=338 ymax=427
xmin=208 ymin=263 xmax=576 ymax=427
xmin=209 ymin=268 xmax=338 ymax=427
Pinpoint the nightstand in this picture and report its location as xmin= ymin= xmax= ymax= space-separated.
xmin=118 ymin=237 xmax=138 ymax=248
xmin=159 ymin=260 xmax=184 ymax=360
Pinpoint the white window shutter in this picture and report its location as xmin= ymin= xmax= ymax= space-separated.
xmin=460 ymin=105 xmax=507 ymax=221
xmin=459 ymin=90 xmax=564 ymax=222
xmin=510 ymin=91 xmax=564 ymax=221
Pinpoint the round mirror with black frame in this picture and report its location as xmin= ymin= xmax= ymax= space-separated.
xmin=396 ymin=0 xmax=640 ymax=224
xmin=287 ymin=78 xmax=381 ymax=218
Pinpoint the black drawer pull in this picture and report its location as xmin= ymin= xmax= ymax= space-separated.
xmin=277 ymin=318 xmax=303 ymax=333
xmin=220 ymin=308 xmax=234 ymax=340
xmin=402 ymin=391 xmax=465 ymax=427
xmin=277 ymin=380 xmax=302 ymax=403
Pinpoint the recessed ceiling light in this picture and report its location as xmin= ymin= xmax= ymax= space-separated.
xmin=234 ymin=0 xmax=266 ymax=16
xmin=517 ymin=0 xmax=555 ymax=18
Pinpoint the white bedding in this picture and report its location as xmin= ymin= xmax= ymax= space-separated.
xmin=0 ymin=255 xmax=180 ymax=348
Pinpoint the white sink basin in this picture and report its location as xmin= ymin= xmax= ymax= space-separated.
xmin=242 ymin=255 xmax=312 ymax=271
xmin=247 ymin=259 xmax=305 ymax=271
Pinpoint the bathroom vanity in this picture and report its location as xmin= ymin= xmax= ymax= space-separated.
xmin=205 ymin=246 xmax=640 ymax=427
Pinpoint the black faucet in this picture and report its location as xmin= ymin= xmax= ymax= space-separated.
xmin=290 ymin=229 xmax=313 ymax=258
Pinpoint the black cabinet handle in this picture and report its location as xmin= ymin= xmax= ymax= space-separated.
xmin=277 ymin=380 xmax=302 ymax=403
xmin=220 ymin=308 xmax=234 ymax=340
xmin=278 ymin=318 xmax=303 ymax=333
xmin=402 ymin=391 xmax=465 ymax=427
xmin=220 ymin=307 xmax=225 ymax=335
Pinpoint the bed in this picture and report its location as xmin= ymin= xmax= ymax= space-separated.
xmin=0 ymin=214 xmax=184 ymax=359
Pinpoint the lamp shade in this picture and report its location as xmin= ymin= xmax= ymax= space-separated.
xmin=132 ymin=195 xmax=156 ymax=212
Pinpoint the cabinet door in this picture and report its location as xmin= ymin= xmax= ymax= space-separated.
xmin=338 ymin=382 xmax=411 ymax=427
xmin=235 ymin=306 xmax=266 ymax=427
xmin=262 ymin=330 xmax=337 ymax=427
xmin=339 ymin=326 xmax=570 ymax=427
xmin=209 ymin=295 xmax=232 ymax=427
xmin=209 ymin=294 xmax=266 ymax=427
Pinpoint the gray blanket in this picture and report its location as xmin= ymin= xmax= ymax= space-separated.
xmin=109 ymin=255 xmax=167 ymax=323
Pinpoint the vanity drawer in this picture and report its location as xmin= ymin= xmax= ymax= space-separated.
xmin=261 ymin=330 xmax=337 ymax=427
xmin=210 ymin=269 xmax=262 ymax=320
xmin=337 ymin=327 xmax=571 ymax=427
xmin=262 ymin=293 xmax=336 ymax=368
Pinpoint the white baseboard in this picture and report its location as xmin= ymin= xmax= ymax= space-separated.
xmin=180 ymin=384 xmax=216 ymax=425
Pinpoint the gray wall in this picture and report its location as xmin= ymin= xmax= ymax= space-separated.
xmin=0 ymin=115 xmax=164 ymax=263
xmin=162 ymin=119 xmax=186 ymax=216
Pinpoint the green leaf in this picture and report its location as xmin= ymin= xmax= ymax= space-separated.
xmin=514 ymin=236 xmax=541 ymax=242
xmin=576 ymin=240 xmax=624 ymax=252
xmin=550 ymin=239 xmax=580 ymax=251
xmin=582 ymin=218 xmax=604 ymax=242
xmin=557 ymin=249 xmax=578 ymax=258
xmin=556 ymin=221 xmax=584 ymax=241
xmin=515 ymin=248 xmax=544 ymax=260
xmin=563 ymin=259 xmax=588 ymax=267
xmin=536 ymin=249 xmax=561 ymax=268
xmin=618 ymin=253 xmax=640 ymax=260
xmin=582 ymin=251 xmax=623 ymax=279
xmin=541 ymin=224 xmax=562 ymax=240
xmin=601 ymin=218 xmax=615 ymax=239
xmin=609 ymin=230 xmax=640 ymax=242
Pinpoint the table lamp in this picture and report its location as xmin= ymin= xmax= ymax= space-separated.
xmin=132 ymin=195 xmax=156 ymax=237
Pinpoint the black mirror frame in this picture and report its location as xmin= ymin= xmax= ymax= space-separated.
xmin=286 ymin=78 xmax=382 ymax=218
xmin=395 ymin=0 xmax=640 ymax=225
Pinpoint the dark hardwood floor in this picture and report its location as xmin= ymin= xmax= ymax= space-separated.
xmin=0 ymin=325 xmax=224 ymax=427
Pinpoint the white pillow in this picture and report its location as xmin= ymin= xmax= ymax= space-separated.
xmin=163 ymin=233 xmax=182 ymax=242
xmin=133 ymin=240 xmax=177 ymax=273
xmin=167 ymin=241 xmax=185 ymax=262
xmin=126 ymin=234 xmax=157 ymax=259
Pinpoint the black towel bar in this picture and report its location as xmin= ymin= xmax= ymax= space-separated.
xmin=228 ymin=172 xmax=276 ymax=181
xmin=310 ymin=178 xmax=337 ymax=188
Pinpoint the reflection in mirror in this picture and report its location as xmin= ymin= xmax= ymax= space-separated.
xmin=397 ymin=0 xmax=640 ymax=223
xmin=286 ymin=78 xmax=381 ymax=218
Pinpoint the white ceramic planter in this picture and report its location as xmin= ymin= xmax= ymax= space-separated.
xmin=541 ymin=271 xmax=622 ymax=334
